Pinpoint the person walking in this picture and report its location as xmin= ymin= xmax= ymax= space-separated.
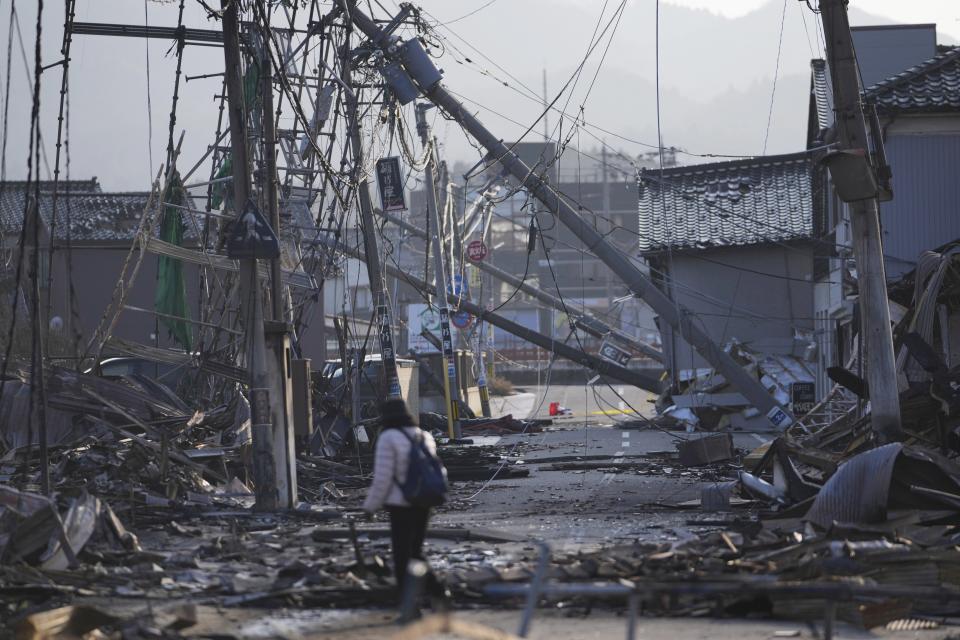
xmin=363 ymin=398 xmax=447 ymax=598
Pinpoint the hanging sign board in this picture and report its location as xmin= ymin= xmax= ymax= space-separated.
xmin=791 ymin=381 xmax=815 ymax=415
xmin=466 ymin=239 xmax=488 ymax=262
xmin=376 ymin=156 xmax=406 ymax=211
xmin=377 ymin=304 xmax=402 ymax=397
xmin=227 ymin=199 xmax=280 ymax=260
xmin=438 ymin=308 xmax=455 ymax=358
xmin=438 ymin=307 xmax=457 ymax=381
xmin=599 ymin=337 xmax=631 ymax=367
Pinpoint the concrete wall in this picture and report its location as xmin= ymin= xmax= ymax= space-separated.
xmin=658 ymin=243 xmax=815 ymax=370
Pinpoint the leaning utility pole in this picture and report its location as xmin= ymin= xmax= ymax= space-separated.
xmin=342 ymin=2 xmax=796 ymax=430
xmin=221 ymin=1 xmax=277 ymax=508
xmin=818 ymin=0 xmax=903 ymax=443
xmin=417 ymin=103 xmax=461 ymax=439
xmin=341 ymin=28 xmax=403 ymax=400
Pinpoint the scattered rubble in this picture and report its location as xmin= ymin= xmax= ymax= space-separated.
xmin=4 ymin=246 xmax=960 ymax=635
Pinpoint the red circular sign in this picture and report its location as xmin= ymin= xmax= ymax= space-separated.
xmin=466 ymin=239 xmax=488 ymax=262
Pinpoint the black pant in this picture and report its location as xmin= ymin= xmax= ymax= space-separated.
xmin=386 ymin=505 xmax=430 ymax=588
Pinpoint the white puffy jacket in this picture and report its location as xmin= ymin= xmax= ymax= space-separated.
xmin=362 ymin=426 xmax=440 ymax=512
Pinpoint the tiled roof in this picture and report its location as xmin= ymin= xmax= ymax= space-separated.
xmin=811 ymin=59 xmax=833 ymax=132
xmin=0 ymin=179 xmax=201 ymax=242
xmin=864 ymin=45 xmax=960 ymax=113
xmin=637 ymin=152 xmax=814 ymax=253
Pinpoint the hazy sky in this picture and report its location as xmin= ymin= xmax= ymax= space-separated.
xmin=3 ymin=0 xmax=959 ymax=190
xmin=666 ymin=0 xmax=960 ymax=34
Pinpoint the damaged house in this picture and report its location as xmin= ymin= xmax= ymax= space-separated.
xmin=637 ymin=153 xmax=819 ymax=428
xmin=809 ymin=26 xmax=960 ymax=398
xmin=0 ymin=178 xmax=202 ymax=360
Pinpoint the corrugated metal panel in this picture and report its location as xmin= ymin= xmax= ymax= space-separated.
xmin=880 ymin=134 xmax=960 ymax=278
xmin=806 ymin=443 xmax=902 ymax=527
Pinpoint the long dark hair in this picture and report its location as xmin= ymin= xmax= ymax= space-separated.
xmin=379 ymin=398 xmax=417 ymax=430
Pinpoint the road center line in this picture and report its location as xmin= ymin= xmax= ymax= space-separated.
xmin=602 ymin=446 xmax=627 ymax=486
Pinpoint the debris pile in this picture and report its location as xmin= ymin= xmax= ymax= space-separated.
xmin=5 ymin=247 xmax=960 ymax=635
xmin=655 ymin=342 xmax=816 ymax=433
xmin=0 ymin=367 xmax=251 ymax=504
xmin=420 ymin=412 xmax=547 ymax=436
xmin=452 ymin=441 xmax=960 ymax=628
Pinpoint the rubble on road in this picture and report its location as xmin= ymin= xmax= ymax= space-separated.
xmin=5 ymin=283 xmax=960 ymax=638
xmin=420 ymin=412 xmax=548 ymax=436
xmin=653 ymin=343 xmax=816 ymax=433
xmin=676 ymin=433 xmax=735 ymax=466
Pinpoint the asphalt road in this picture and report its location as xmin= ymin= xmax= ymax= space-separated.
xmin=520 ymin=381 xmax=661 ymax=421
xmin=435 ymin=401 xmax=774 ymax=550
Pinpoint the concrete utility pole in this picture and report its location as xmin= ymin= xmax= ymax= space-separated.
xmin=417 ymin=104 xmax=461 ymax=439
xmin=343 ymin=3 xmax=794 ymax=429
xmin=459 ymin=190 xmax=494 ymax=417
xmin=377 ymin=209 xmax=664 ymax=363
xmin=818 ymin=0 xmax=903 ymax=443
xmin=222 ymin=1 xmax=278 ymax=509
xmin=341 ymin=29 xmax=403 ymax=400
xmin=260 ymin=13 xmax=284 ymax=323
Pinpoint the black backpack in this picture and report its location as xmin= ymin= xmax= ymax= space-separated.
xmin=395 ymin=429 xmax=448 ymax=507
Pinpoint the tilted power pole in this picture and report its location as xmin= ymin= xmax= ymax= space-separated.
xmin=341 ymin=28 xmax=403 ymax=401
xmin=416 ymin=104 xmax=461 ymax=439
xmin=340 ymin=1 xmax=796 ymax=430
xmin=818 ymin=0 xmax=903 ymax=443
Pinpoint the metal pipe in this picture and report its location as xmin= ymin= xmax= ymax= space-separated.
xmin=518 ymin=542 xmax=551 ymax=638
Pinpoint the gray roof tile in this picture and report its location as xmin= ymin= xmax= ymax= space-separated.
xmin=811 ymin=59 xmax=833 ymax=132
xmin=637 ymin=152 xmax=814 ymax=252
xmin=0 ymin=179 xmax=201 ymax=242
xmin=810 ymin=46 xmax=960 ymax=121
xmin=865 ymin=45 xmax=960 ymax=113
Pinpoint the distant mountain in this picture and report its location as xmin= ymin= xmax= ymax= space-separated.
xmin=2 ymin=0 xmax=953 ymax=189
xmin=430 ymin=0 xmax=910 ymax=165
